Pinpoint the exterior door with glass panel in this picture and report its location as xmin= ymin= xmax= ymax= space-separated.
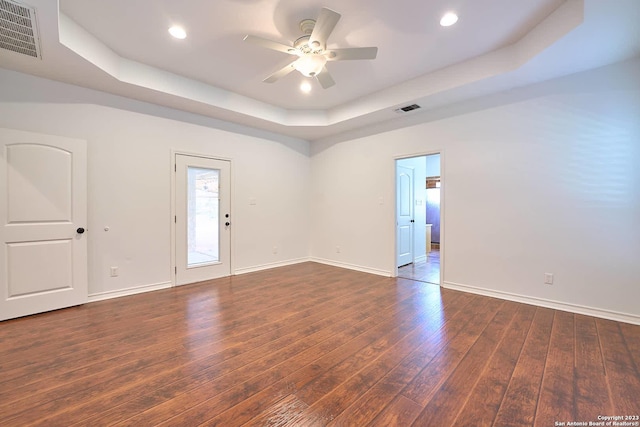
xmin=0 ymin=128 xmax=88 ymax=321
xmin=175 ymin=154 xmax=230 ymax=285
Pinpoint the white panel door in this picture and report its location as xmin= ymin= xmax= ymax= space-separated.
xmin=396 ymin=164 xmax=414 ymax=267
xmin=0 ymin=128 xmax=87 ymax=321
xmin=175 ymin=154 xmax=231 ymax=285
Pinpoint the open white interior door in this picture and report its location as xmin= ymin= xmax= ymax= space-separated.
xmin=0 ymin=128 xmax=88 ymax=322
xmin=397 ymin=164 xmax=414 ymax=267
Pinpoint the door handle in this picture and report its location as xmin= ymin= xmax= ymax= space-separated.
xmin=76 ymin=227 xmax=85 ymax=234
xmin=225 ymin=222 xmax=230 ymax=226
xmin=410 ymin=220 xmax=415 ymax=223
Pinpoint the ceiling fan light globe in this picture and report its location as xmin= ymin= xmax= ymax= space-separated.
xmin=294 ymin=54 xmax=327 ymax=77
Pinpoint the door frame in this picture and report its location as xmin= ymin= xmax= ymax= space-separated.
xmin=170 ymin=150 xmax=234 ymax=286
xmin=393 ymin=150 xmax=444 ymax=285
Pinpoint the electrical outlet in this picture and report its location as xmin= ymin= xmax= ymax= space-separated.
xmin=336 ymin=246 xmax=341 ymax=253
xmin=110 ymin=267 xmax=119 ymax=277
xmin=544 ymin=273 xmax=553 ymax=285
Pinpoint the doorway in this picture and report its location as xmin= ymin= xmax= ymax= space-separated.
xmin=395 ymin=153 xmax=441 ymax=285
xmin=174 ymin=154 xmax=231 ymax=285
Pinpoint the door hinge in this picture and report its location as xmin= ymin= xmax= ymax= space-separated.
xmin=174 ymin=215 xmax=177 ymax=223
xmin=175 ymin=266 xmax=177 ymax=274
xmin=174 ymin=164 xmax=176 ymax=172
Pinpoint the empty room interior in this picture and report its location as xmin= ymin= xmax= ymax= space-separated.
xmin=1 ymin=0 xmax=639 ymax=426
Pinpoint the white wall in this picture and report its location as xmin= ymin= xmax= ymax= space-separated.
xmin=397 ymin=156 xmax=427 ymax=263
xmin=0 ymin=69 xmax=311 ymax=298
xmin=311 ymin=58 xmax=640 ymax=321
xmin=2 ymin=57 xmax=639 ymax=323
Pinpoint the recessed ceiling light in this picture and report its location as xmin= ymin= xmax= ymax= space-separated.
xmin=168 ymin=26 xmax=187 ymax=39
xmin=440 ymin=12 xmax=458 ymax=27
xmin=300 ymin=81 xmax=312 ymax=93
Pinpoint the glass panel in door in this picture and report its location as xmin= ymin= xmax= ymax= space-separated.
xmin=187 ymin=167 xmax=219 ymax=266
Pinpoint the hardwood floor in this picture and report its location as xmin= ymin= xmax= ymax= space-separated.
xmin=1 ymin=262 xmax=639 ymax=426
xmin=398 ymin=250 xmax=440 ymax=284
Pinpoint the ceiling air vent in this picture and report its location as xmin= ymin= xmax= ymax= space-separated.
xmin=0 ymin=0 xmax=41 ymax=59
xmin=394 ymin=104 xmax=421 ymax=113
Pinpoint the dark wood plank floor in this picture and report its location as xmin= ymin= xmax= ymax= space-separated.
xmin=1 ymin=262 xmax=639 ymax=426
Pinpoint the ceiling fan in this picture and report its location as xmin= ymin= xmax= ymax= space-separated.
xmin=243 ymin=7 xmax=378 ymax=89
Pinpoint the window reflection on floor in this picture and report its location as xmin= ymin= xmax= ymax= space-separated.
xmin=398 ymin=250 xmax=440 ymax=284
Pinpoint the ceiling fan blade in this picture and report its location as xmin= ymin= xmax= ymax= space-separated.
xmin=243 ymin=35 xmax=296 ymax=55
xmin=316 ymin=67 xmax=335 ymax=89
xmin=263 ymin=61 xmax=297 ymax=83
xmin=326 ymin=47 xmax=378 ymax=61
xmin=309 ymin=8 xmax=341 ymax=49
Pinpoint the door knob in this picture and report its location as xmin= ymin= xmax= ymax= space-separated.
xmin=76 ymin=227 xmax=85 ymax=234
xmin=410 ymin=220 xmax=415 ymax=223
xmin=225 ymin=222 xmax=230 ymax=226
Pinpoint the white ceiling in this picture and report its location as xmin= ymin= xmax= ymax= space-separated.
xmin=1 ymin=0 xmax=639 ymax=142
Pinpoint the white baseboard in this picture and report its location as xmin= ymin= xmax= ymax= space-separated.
xmin=234 ymin=257 xmax=311 ymax=275
xmin=88 ymin=281 xmax=172 ymax=303
xmin=443 ymin=281 xmax=640 ymax=326
xmin=310 ymin=257 xmax=392 ymax=277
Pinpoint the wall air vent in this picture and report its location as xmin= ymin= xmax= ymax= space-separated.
xmin=394 ymin=103 xmax=421 ymax=113
xmin=0 ymin=0 xmax=41 ymax=59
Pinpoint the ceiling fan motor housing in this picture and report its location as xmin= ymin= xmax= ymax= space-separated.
xmin=296 ymin=19 xmax=324 ymax=54
xmin=294 ymin=35 xmax=323 ymax=55
xmin=299 ymin=19 xmax=315 ymax=35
